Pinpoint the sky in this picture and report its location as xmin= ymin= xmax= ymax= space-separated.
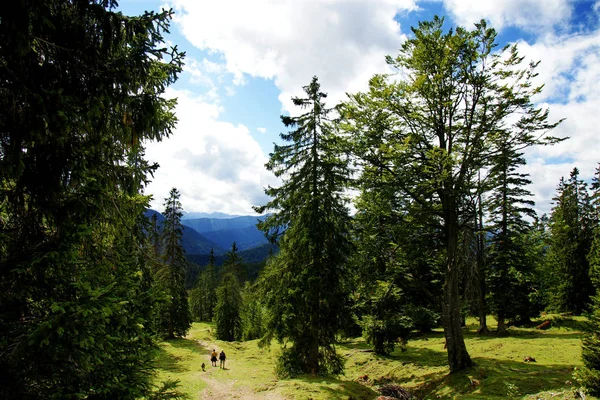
xmin=117 ymin=0 xmax=600 ymax=217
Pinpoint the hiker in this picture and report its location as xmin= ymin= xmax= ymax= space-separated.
xmin=210 ymin=349 xmax=218 ymax=367
xmin=219 ymin=350 xmax=226 ymax=369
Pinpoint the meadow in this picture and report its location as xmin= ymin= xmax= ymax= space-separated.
xmin=154 ymin=316 xmax=595 ymax=399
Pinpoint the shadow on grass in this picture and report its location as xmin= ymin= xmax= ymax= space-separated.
xmin=166 ymin=336 xmax=210 ymax=352
xmin=154 ymin=346 xmax=187 ymax=373
xmin=154 ymin=337 xmax=211 ymax=373
xmin=404 ymin=356 xmax=575 ymax=399
xmin=338 ymin=331 xmax=578 ymax=399
xmin=462 ymin=330 xmax=585 ymax=341
xmin=292 ymin=375 xmax=379 ymax=400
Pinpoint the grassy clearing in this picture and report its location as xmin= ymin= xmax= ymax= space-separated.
xmin=154 ymin=315 xmax=596 ymax=399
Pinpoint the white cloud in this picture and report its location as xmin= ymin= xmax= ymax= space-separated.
xmin=440 ymin=0 xmax=571 ymax=32
xmin=144 ymin=88 xmax=277 ymax=214
xmin=169 ymin=0 xmax=418 ymax=112
xmin=257 ymin=127 xmax=267 ymax=133
xmin=510 ymin=28 xmax=600 ymax=215
xmin=156 ymin=0 xmax=599 ymax=217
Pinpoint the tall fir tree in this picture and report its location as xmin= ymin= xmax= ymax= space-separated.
xmin=547 ymin=169 xmax=595 ymax=314
xmin=189 ymin=249 xmax=218 ymax=321
xmin=159 ymin=188 xmax=192 ymax=338
xmin=576 ymin=206 xmax=600 ymax=393
xmin=255 ymin=76 xmax=352 ymax=376
xmin=0 ymin=2 xmax=183 ymax=398
xmin=215 ymin=272 xmax=243 ymax=341
xmin=223 ymin=242 xmax=246 ymax=284
xmin=342 ymin=17 xmax=562 ymax=372
xmin=486 ymin=134 xmax=537 ymax=333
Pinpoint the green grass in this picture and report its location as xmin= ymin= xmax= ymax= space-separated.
xmin=153 ymin=315 xmax=596 ymax=399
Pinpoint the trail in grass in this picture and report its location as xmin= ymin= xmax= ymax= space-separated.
xmin=165 ymin=329 xmax=286 ymax=400
xmin=157 ymin=318 xmax=591 ymax=399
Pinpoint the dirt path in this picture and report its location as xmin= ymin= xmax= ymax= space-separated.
xmin=192 ymin=339 xmax=286 ymax=400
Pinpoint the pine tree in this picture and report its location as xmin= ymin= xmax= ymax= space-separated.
xmin=215 ymin=273 xmax=243 ymax=341
xmin=159 ymin=188 xmax=192 ymax=338
xmin=255 ymin=76 xmax=352 ymax=376
xmin=0 ymin=2 xmax=183 ymax=398
xmin=342 ymin=17 xmax=562 ymax=372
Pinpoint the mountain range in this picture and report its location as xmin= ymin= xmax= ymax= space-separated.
xmin=144 ymin=210 xmax=270 ymax=256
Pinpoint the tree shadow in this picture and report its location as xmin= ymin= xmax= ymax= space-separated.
xmin=292 ymin=375 xmax=379 ymax=399
xmin=463 ymin=329 xmax=585 ymax=341
xmin=154 ymin=346 xmax=188 ymax=373
xmin=155 ymin=337 xmax=212 ymax=373
xmin=167 ymin=337 xmax=209 ymax=352
xmin=389 ymin=355 xmax=576 ymax=399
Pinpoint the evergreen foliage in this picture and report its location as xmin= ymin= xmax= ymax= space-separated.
xmin=547 ymin=169 xmax=595 ymax=314
xmin=577 ymin=166 xmax=600 ymax=394
xmin=215 ymin=272 xmax=243 ymax=341
xmin=255 ymin=76 xmax=352 ymax=376
xmin=158 ymin=188 xmax=192 ymax=338
xmin=0 ymin=1 xmax=183 ymax=397
xmin=189 ymin=249 xmax=218 ymax=321
xmin=241 ymin=282 xmax=266 ymax=341
xmin=486 ymin=135 xmax=537 ymax=332
xmin=341 ymin=17 xmax=562 ymax=372
xmin=223 ymin=241 xmax=246 ymax=283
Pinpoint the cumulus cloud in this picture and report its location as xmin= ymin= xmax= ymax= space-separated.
xmin=150 ymin=0 xmax=599 ymax=217
xmin=511 ymin=28 xmax=600 ymax=215
xmin=144 ymin=88 xmax=277 ymax=214
xmin=440 ymin=0 xmax=571 ymax=32
xmin=169 ymin=0 xmax=418 ymax=112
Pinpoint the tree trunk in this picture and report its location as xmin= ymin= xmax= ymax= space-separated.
xmin=443 ymin=204 xmax=473 ymax=373
xmin=496 ymin=312 xmax=508 ymax=336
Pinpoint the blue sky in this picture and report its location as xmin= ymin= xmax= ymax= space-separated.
xmin=118 ymin=0 xmax=600 ymax=216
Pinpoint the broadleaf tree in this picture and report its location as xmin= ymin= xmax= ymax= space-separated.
xmin=341 ymin=17 xmax=562 ymax=372
xmin=255 ymin=76 xmax=353 ymax=377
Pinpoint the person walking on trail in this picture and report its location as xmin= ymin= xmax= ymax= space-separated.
xmin=210 ymin=349 xmax=218 ymax=367
xmin=219 ymin=350 xmax=226 ymax=369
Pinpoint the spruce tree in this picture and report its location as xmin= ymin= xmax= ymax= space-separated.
xmin=547 ymin=169 xmax=595 ymax=313
xmin=159 ymin=188 xmax=192 ymax=338
xmin=486 ymin=135 xmax=537 ymax=333
xmin=577 ymin=217 xmax=600 ymax=393
xmin=0 ymin=2 xmax=183 ymax=398
xmin=189 ymin=249 xmax=218 ymax=321
xmin=215 ymin=272 xmax=243 ymax=341
xmin=255 ymin=76 xmax=352 ymax=376
xmin=223 ymin=242 xmax=246 ymax=284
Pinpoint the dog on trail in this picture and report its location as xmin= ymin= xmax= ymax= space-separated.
xmin=201 ymin=362 xmax=206 ymax=371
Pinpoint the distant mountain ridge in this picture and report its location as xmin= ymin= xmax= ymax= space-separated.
xmin=144 ymin=210 xmax=269 ymax=256
xmin=181 ymin=211 xmax=243 ymax=220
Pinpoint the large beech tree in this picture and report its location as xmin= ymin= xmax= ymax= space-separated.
xmin=342 ymin=17 xmax=561 ymax=372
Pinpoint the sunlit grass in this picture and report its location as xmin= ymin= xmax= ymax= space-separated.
xmin=154 ymin=315 xmax=596 ymax=399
